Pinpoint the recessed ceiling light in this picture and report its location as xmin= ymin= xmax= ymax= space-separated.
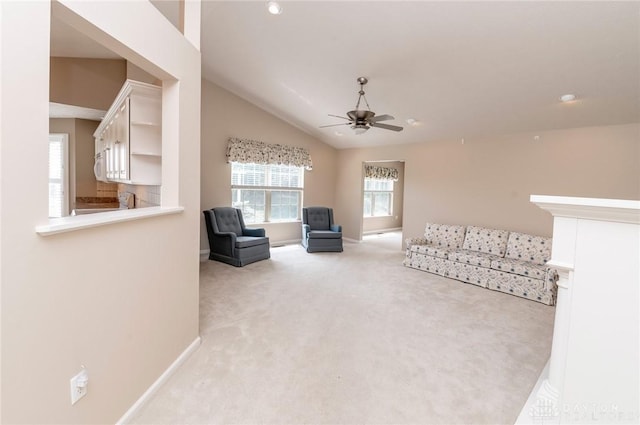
xmin=334 ymin=131 xmax=343 ymax=136
xmin=266 ymin=1 xmax=282 ymax=15
xmin=560 ymin=94 xmax=576 ymax=103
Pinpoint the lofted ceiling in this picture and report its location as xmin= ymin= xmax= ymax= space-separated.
xmin=51 ymin=1 xmax=639 ymax=150
xmin=201 ymin=1 xmax=639 ymax=149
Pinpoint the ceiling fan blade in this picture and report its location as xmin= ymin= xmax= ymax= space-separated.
xmin=370 ymin=122 xmax=404 ymax=132
xmin=328 ymin=114 xmax=351 ymax=121
xmin=369 ymin=114 xmax=394 ymax=123
xmin=319 ymin=122 xmax=352 ymax=128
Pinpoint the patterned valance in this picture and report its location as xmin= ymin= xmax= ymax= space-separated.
xmin=226 ymin=137 xmax=313 ymax=170
xmin=364 ymin=164 xmax=399 ymax=181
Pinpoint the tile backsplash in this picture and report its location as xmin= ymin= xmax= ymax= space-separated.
xmin=118 ymin=183 xmax=161 ymax=208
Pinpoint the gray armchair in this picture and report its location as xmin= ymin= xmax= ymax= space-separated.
xmin=302 ymin=207 xmax=343 ymax=253
xmin=203 ymin=207 xmax=270 ymax=266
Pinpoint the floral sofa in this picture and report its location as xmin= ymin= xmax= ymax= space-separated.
xmin=403 ymin=223 xmax=558 ymax=305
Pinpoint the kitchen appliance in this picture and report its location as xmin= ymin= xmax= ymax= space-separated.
xmin=93 ymin=150 xmax=107 ymax=182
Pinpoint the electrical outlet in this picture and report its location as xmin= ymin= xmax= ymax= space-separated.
xmin=70 ymin=368 xmax=89 ymax=405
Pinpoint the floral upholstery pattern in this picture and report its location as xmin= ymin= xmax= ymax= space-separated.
xmin=462 ymin=226 xmax=509 ymax=256
xmin=423 ymin=223 xmax=466 ymax=249
xmin=364 ymin=164 xmax=399 ymax=181
xmin=404 ymin=222 xmax=557 ymax=305
xmin=411 ymin=244 xmax=450 ymax=259
xmin=505 ymin=232 xmax=552 ymax=265
xmin=445 ymin=262 xmax=493 ymax=288
xmin=488 ymin=271 xmax=557 ymax=305
xmin=403 ymin=253 xmax=447 ymax=275
xmin=490 ymin=258 xmax=547 ymax=279
xmin=226 ymin=137 xmax=313 ymax=170
xmin=449 ymin=249 xmax=503 ymax=268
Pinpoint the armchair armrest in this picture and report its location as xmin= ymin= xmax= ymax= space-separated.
xmin=244 ymin=227 xmax=266 ymax=237
xmin=330 ymin=224 xmax=342 ymax=232
xmin=211 ymin=231 xmax=237 ymax=257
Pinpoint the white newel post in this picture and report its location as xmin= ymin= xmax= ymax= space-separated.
xmin=526 ymin=195 xmax=640 ymax=425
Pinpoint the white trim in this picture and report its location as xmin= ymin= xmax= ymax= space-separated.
xmin=515 ymin=359 xmax=559 ymax=424
xmin=363 ymin=227 xmax=402 ymax=235
xmin=530 ymin=194 xmax=640 ymax=224
xmin=343 ymin=237 xmax=361 ymax=243
xmin=36 ymin=206 xmax=184 ymax=236
xmin=200 ymin=249 xmax=210 ymax=262
xmin=270 ymin=239 xmax=302 ymax=247
xmin=116 ymin=336 xmax=201 ymax=425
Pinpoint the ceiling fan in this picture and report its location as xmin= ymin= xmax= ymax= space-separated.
xmin=320 ymin=77 xmax=403 ymax=135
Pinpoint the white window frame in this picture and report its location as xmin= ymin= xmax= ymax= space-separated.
xmin=231 ymin=162 xmax=304 ymax=224
xmin=48 ymin=133 xmax=70 ymax=218
xmin=363 ymin=178 xmax=394 ymax=218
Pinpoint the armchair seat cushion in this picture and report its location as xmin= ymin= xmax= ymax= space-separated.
xmin=203 ymin=207 xmax=270 ymax=267
xmin=302 ymin=207 xmax=343 ymax=253
xmin=235 ymin=236 xmax=269 ymax=249
xmin=308 ymin=230 xmax=342 ymax=239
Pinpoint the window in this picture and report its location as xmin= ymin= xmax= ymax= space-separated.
xmin=49 ymin=134 xmax=69 ymax=218
xmin=231 ymin=162 xmax=304 ymax=223
xmin=363 ymin=178 xmax=393 ymax=217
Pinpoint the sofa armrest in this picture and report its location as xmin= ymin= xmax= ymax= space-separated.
xmin=405 ymin=237 xmax=427 ymax=249
xmin=544 ymin=266 xmax=559 ymax=291
xmin=330 ymin=224 xmax=342 ymax=232
xmin=244 ymin=227 xmax=266 ymax=237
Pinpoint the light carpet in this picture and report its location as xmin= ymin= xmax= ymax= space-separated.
xmin=131 ymin=232 xmax=554 ymax=424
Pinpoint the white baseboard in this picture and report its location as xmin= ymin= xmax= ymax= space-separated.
xmin=116 ymin=336 xmax=202 ymax=424
xmin=343 ymin=237 xmax=361 ymax=243
xmin=200 ymin=249 xmax=209 ymax=262
xmin=363 ymin=227 xmax=402 ymax=235
xmin=271 ymin=239 xmax=301 ymax=247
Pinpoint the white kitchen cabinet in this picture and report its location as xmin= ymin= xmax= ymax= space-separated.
xmin=94 ymin=80 xmax=161 ymax=185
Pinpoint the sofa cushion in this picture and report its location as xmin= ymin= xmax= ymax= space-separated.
xmin=423 ymin=223 xmax=466 ymax=249
xmin=410 ymin=244 xmax=451 ymax=259
xmin=505 ymin=232 xmax=552 ymax=265
xmin=490 ymin=257 xmax=547 ymax=279
xmin=449 ymin=249 xmax=503 ymax=268
xmin=462 ymin=226 xmax=509 ymax=256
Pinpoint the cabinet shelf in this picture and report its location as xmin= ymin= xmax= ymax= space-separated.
xmin=93 ymin=79 xmax=162 ymax=186
xmin=131 ymin=151 xmax=162 ymax=157
xmin=131 ymin=121 xmax=160 ymax=127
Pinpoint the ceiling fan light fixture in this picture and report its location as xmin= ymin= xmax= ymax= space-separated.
xmin=353 ymin=124 xmax=369 ymax=135
xmin=266 ymin=1 xmax=282 ymax=15
xmin=406 ymin=118 xmax=421 ymax=126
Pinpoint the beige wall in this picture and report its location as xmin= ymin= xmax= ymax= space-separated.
xmin=50 ymin=57 xmax=126 ymax=110
xmin=1 ymin=1 xmax=201 ymax=423
xmin=200 ymin=79 xmax=338 ymax=249
xmin=74 ymin=119 xmax=100 ymax=198
xmin=336 ymin=123 xmax=640 ymax=246
xmin=363 ymin=161 xmax=404 ymax=233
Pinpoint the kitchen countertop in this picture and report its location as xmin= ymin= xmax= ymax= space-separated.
xmin=75 ymin=197 xmax=119 ymax=209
